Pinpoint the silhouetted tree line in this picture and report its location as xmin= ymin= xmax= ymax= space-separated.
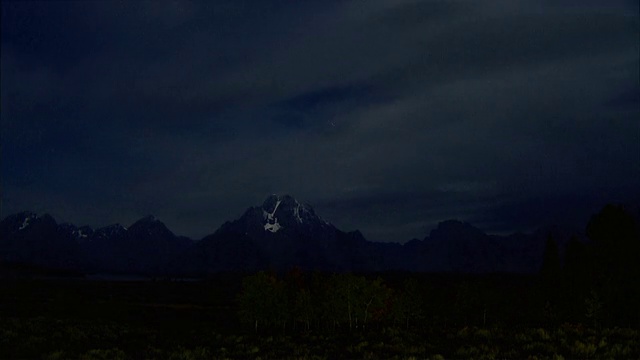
xmin=540 ymin=204 xmax=640 ymax=327
xmin=238 ymin=270 xmax=422 ymax=333
xmin=237 ymin=270 xmax=543 ymax=334
xmin=237 ymin=269 xmax=547 ymax=334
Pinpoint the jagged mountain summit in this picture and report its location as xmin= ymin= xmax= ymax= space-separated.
xmin=1 ymin=211 xmax=50 ymax=234
xmin=176 ymin=194 xmax=380 ymax=273
xmin=261 ymin=194 xmax=330 ymax=232
xmin=217 ymin=194 xmax=333 ymax=238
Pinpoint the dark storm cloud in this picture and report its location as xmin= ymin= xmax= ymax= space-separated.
xmin=2 ymin=0 xmax=638 ymax=241
xmin=270 ymin=84 xmax=384 ymax=130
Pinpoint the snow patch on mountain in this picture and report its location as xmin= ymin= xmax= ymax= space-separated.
xmin=263 ymin=199 xmax=283 ymax=232
xmin=19 ymin=217 xmax=31 ymax=230
xmin=17 ymin=213 xmax=40 ymax=231
xmin=264 ymin=221 xmax=282 ymax=233
xmin=294 ymin=203 xmax=303 ymax=223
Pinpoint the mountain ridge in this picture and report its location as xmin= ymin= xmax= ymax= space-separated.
xmin=1 ymin=194 xmax=587 ymax=275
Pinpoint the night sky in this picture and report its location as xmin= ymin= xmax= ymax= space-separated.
xmin=2 ymin=1 xmax=638 ymax=242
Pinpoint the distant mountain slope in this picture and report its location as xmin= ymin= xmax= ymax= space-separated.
xmin=0 ymin=212 xmax=193 ymax=275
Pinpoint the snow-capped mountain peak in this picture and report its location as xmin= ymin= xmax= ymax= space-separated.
xmin=0 ymin=211 xmax=56 ymax=234
xmin=259 ymin=194 xmax=328 ymax=232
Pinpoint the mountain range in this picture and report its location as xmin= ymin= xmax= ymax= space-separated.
xmin=0 ymin=194 xmax=581 ymax=275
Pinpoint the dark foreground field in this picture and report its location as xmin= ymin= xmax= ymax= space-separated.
xmin=1 ymin=273 xmax=639 ymax=360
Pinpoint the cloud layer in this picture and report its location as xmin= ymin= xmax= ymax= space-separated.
xmin=2 ymin=0 xmax=638 ymax=241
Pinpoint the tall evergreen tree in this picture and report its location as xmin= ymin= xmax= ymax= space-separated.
xmin=585 ymin=204 xmax=640 ymax=324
